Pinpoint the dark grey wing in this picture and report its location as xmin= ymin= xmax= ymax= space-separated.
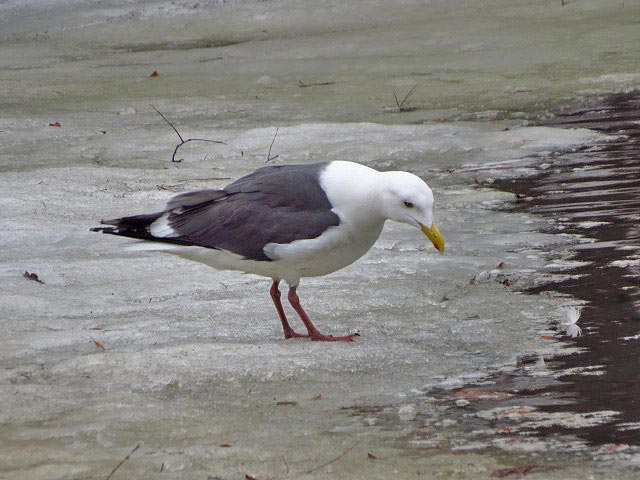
xmin=92 ymin=163 xmax=341 ymax=262
xmin=223 ymin=163 xmax=333 ymax=212
xmin=167 ymin=163 xmax=340 ymax=261
xmin=166 ymin=189 xmax=227 ymax=210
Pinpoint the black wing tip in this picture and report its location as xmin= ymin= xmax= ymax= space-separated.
xmin=90 ymin=225 xmax=119 ymax=234
xmin=90 ymin=218 xmax=120 ymax=232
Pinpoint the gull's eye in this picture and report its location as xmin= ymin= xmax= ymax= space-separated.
xmin=403 ymin=201 xmax=414 ymax=208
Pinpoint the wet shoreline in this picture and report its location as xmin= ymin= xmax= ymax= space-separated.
xmin=449 ymin=92 xmax=640 ymax=447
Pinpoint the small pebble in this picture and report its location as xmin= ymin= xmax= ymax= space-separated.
xmin=398 ymin=404 xmax=417 ymax=421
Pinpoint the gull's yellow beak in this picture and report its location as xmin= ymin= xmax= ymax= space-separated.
xmin=420 ymin=221 xmax=445 ymax=252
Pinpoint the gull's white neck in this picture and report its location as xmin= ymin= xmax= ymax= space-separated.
xmin=319 ymin=161 xmax=387 ymax=232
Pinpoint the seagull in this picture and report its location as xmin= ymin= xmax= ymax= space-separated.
xmin=91 ymin=161 xmax=444 ymax=341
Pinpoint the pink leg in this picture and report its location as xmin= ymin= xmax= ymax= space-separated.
xmin=287 ymin=286 xmax=359 ymax=342
xmin=270 ymin=280 xmax=307 ymax=339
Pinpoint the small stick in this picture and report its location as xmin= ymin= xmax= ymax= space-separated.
xmin=265 ymin=126 xmax=280 ymax=163
xmin=105 ymin=444 xmax=140 ymax=480
xmin=304 ymin=440 xmax=359 ymax=475
xmin=393 ymin=83 xmax=418 ymax=112
xmin=169 ymin=138 xmax=226 ymax=163
xmin=199 ymin=55 xmax=224 ymax=63
xmin=185 ymin=177 xmax=232 ymax=181
xmin=298 ymin=80 xmax=336 ymax=88
xmin=393 ymin=90 xmax=401 ymax=109
xmin=150 ymin=105 xmax=226 ymax=162
xmin=151 ymin=104 xmax=184 ymax=143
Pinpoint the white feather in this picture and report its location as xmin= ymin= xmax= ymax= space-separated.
xmin=149 ymin=212 xmax=179 ymax=238
xmin=562 ymin=306 xmax=583 ymax=337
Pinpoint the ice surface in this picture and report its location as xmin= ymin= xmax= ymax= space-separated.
xmin=2 ymin=1 xmax=639 ymax=479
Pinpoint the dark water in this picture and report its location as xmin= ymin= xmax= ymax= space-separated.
xmin=432 ymin=92 xmax=640 ymax=448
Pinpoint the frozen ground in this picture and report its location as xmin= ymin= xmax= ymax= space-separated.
xmin=1 ymin=1 xmax=639 ymax=479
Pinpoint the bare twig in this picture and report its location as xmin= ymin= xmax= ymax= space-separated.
xmin=157 ymin=176 xmax=232 ymax=190
xmin=199 ymin=55 xmax=224 ymax=63
xmin=265 ymin=126 xmax=280 ymax=163
xmin=169 ymin=138 xmax=226 ymax=163
xmin=281 ymin=454 xmax=289 ymax=475
xmin=304 ymin=440 xmax=359 ymax=475
xmin=105 ymin=444 xmax=140 ymax=480
xmin=393 ymin=90 xmax=401 ymax=109
xmin=298 ymin=80 xmax=336 ymax=88
xmin=393 ymin=83 xmax=418 ymax=112
xmin=185 ymin=177 xmax=232 ymax=181
xmin=150 ymin=105 xmax=226 ymax=162
xmin=151 ymin=104 xmax=184 ymax=142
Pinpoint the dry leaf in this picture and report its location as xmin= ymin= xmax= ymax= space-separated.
xmin=276 ymin=401 xmax=298 ymax=406
xmin=219 ymin=444 xmax=232 ymax=448
xmin=93 ymin=341 xmax=106 ymax=351
xmin=149 ymin=70 xmax=160 ymax=77
xmin=367 ymin=452 xmax=378 ymax=460
xmin=310 ymin=394 xmax=322 ymax=401
xmin=496 ymin=261 xmax=505 ymax=269
xmin=491 ymin=465 xmax=537 ymax=478
xmin=23 ymin=271 xmax=45 ymax=284
xmin=245 ymin=475 xmax=256 ymax=480
xmin=49 ymin=121 xmax=62 ymax=127
xmin=539 ymin=335 xmax=556 ymax=341
xmin=599 ymin=443 xmax=629 ymax=454
xmin=452 ymin=390 xmax=512 ymax=401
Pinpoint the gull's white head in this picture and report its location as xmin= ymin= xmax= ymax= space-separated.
xmin=379 ymin=171 xmax=445 ymax=252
